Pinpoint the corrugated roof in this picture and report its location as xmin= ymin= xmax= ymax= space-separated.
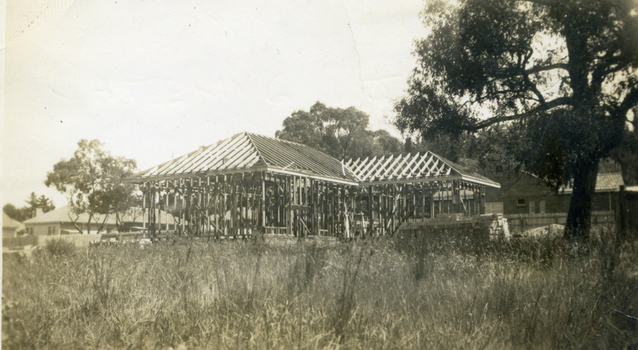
xmin=129 ymin=132 xmax=358 ymax=184
xmin=562 ymin=172 xmax=624 ymax=193
xmin=3 ymin=212 xmax=25 ymax=229
xmin=24 ymin=206 xmax=118 ymax=225
xmin=344 ymin=152 xmax=501 ymax=188
xmin=23 ymin=206 xmax=177 ymax=225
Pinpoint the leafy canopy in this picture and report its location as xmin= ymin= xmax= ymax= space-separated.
xmin=276 ymin=102 xmax=403 ymax=160
xmin=45 ymin=139 xmax=138 ymax=233
xmin=395 ymin=0 xmax=637 ymax=187
xmin=394 ymin=0 xmax=638 ymax=238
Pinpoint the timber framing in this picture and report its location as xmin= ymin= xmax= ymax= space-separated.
xmin=127 ymin=132 xmax=500 ymax=238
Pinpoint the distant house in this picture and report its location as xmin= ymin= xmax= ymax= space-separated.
xmin=22 ymin=206 xmax=179 ymax=235
xmin=485 ymin=172 xmax=624 ymax=215
xmin=3 ymin=213 xmax=25 ymax=238
xmin=23 ymin=206 xmax=119 ymax=235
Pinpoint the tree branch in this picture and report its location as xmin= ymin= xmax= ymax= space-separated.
xmin=488 ymin=63 xmax=569 ymax=85
xmin=518 ymin=0 xmax=561 ymax=7
xmin=470 ymin=96 xmax=572 ymax=131
xmin=67 ymin=210 xmax=83 ymax=234
xmin=525 ymin=63 xmax=569 ymax=75
xmin=618 ymin=85 xmax=638 ymax=116
xmin=521 ymin=55 xmax=547 ymax=104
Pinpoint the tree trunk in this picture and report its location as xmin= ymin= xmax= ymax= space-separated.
xmin=564 ymin=159 xmax=599 ymax=240
xmin=97 ymin=214 xmax=109 ymax=233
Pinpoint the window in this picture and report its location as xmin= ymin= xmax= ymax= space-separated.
xmin=517 ymin=199 xmax=526 ymax=206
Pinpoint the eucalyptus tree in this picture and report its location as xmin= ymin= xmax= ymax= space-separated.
xmin=394 ymin=0 xmax=638 ymax=239
xmin=277 ymin=102 xmax=405 ymax=160
xmin=45 ymin=140 xmax=138 ymax=233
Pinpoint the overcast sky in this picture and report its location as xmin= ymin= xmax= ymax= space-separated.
xmin=3 ymin=0 xmax=426 ymax=208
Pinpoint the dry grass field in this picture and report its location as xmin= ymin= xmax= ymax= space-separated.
xmin=3 ymin=231 xmax=637 ymax=349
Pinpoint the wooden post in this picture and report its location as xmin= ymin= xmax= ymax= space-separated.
xmin=261 ymin=173 xmax=266 ymax=231
xmin=142 ymin=186 xmax=146 ymax=232
xmin=479 ymin=186 xmax=486 ymax=215
xmin=286 ymin=176 xmax=292 ymax=236
xmin=617 ymin=185 xmax=627 ymax=244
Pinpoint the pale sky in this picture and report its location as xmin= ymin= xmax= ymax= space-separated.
xmin=3 ymin=0 xmax=427 ymax=208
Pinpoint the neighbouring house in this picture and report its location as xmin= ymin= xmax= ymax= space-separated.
xmin=23 ymin=206 xmax=119 ymax=235
xmin=485 ymin=172 xmax=624 ymax=232
xmin=485 ymin=172 xmax=624 ymax=215
xmin=3 ymin=212 xmax=25 ymax=238
xmin=22 ymin=206 xmax=179 ymax=235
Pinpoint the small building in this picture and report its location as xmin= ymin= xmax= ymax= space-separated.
xmin=23 ymin=206 xmax=119 ymax=235
xmin=485 ymin=172 xmax=624 ymax=232
xmin=485 ymin=172 xmax=624 ymax=215
xmin=22 ymin=206 xmax=179 ymax=235
xmin=3 ymin=213 xmax=25 ymax=238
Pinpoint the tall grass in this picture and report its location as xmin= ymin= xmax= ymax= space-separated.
xmin=2 ymin=232 xmax=637 ymax=349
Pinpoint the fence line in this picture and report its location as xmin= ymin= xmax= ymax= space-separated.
xmin=506 ymin=211 xmax=615 ymax=233
xmin=3 ymin=234 xmax=101 ymax=249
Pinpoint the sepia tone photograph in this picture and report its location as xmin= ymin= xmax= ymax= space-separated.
xmin=3 ymin=0 xmax=638 ymax=348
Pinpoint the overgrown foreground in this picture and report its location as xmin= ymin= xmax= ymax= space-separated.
xmin=3 ymin=233 xmax=637 ymax=349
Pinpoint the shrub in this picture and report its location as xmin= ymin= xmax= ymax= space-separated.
xmin=43 ymin=238 xmax=76 ymax=257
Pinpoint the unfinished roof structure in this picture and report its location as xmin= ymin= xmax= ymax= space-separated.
xmin=345 ymin=152 xmax=500 ymax=187
xmin=132 ymin=132 xmax=357 ymax=185
xmin=128 ymin=132 xmax=500 ymax=238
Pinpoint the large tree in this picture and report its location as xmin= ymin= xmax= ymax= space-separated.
xmin=45 ymin=140 xmax=138 ymax=234
xmin=276 ymin=102 xmax=404 ymax=160
xmin=394 ymin=0 xmax=638 ymax=239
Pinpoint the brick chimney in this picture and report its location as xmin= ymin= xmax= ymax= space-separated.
xmin=35 ymin=208 xmax=44 ymax=217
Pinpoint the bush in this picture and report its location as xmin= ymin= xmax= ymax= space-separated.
xmin=43 ymin=238 xmax=76 ymax=257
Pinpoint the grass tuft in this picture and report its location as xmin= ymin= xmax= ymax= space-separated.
xmin=43 ymin=238 xmax=76 ymax=257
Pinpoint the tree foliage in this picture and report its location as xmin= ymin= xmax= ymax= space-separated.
xmin=3 ymin=193 xmax=56 ymax=222
xmin=45 ymin=140 xmax=138 ymax=233
xmin=276 ymin=102 xmax=404 ymax=160
xmin=395 ymin=0 xmax=638 ymax=239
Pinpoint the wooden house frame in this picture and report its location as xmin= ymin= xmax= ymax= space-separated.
xmin=345 ymin=152 xmax=500 ymax=235
xmin=126 ymin=132 xmax=500 ymax=238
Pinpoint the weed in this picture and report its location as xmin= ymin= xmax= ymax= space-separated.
xmin=43 ymin=238 xmax=76 ymax=257
xmin=333 ymin=245 xmax=364 ymax=343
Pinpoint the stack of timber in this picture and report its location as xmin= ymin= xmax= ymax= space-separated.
xmin=398 ymin=214 xmax=511 ymax=241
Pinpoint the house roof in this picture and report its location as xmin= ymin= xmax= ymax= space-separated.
xmin=3 ymin=212 xmax=25 ymax=230
xmin=22 ymin=206 xmax=178 ymax=225
xmin=23 ymin=206 xmax=118 ymax=225
xmin=344 ymin=152 xmax=501 ymax=188
xmin=128 ymin=132 xmax=359 ymax=184
xmin=562 ymin=172 xmax=624 ymax=193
